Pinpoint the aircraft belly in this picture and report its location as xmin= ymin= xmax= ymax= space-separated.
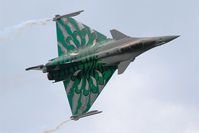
xmin=47 ymin=58 xmax=102 ymax=82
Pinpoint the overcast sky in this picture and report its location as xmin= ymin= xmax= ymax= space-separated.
xmin=0 ymin=0 xmax=198 ymax=133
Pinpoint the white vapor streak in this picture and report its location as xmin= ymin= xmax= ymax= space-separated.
xmin=43 ymin=119 xmax=71 ymax=133
xmin=0 ymin=18 xmax=52 ymax=42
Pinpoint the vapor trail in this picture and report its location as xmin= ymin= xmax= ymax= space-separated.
xmin=43 ymin=119 xmax=71 ymax=133
xmin=0 ymin=18 xmax=52 ymax=42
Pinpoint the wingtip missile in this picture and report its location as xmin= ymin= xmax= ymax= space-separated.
xmin=70 ymin=110 xmax=102 ymax=121
xmin=53 ymin=10 xmax=84 ymax=21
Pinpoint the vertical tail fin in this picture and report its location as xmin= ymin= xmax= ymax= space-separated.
xmin=110 ymin=29 xmax=139 ymax=41
xmin=110 ymin=29 xmax=129 ymax=40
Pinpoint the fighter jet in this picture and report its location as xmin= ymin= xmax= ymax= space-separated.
xmin=26 ymin=10 xmax=179 ymax=120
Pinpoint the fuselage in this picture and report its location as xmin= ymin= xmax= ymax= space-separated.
xmin=44 ymin=35 xmax=178 ymax=82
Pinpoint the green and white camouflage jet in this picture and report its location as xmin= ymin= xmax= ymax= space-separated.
xmin=26 ymin=10 xmax=179 ymax=121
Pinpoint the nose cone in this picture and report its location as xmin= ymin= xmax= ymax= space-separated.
xmin=163 ymin=35 xmax=180 ymax=43
xmin=155 ymin=35 xmax=180 ymax=46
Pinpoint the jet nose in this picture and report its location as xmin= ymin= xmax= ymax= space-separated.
xmin=156 ymin=35 xmax=180 ymax=46
xmin=163 ymin=35 xmax=180 ymax=42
